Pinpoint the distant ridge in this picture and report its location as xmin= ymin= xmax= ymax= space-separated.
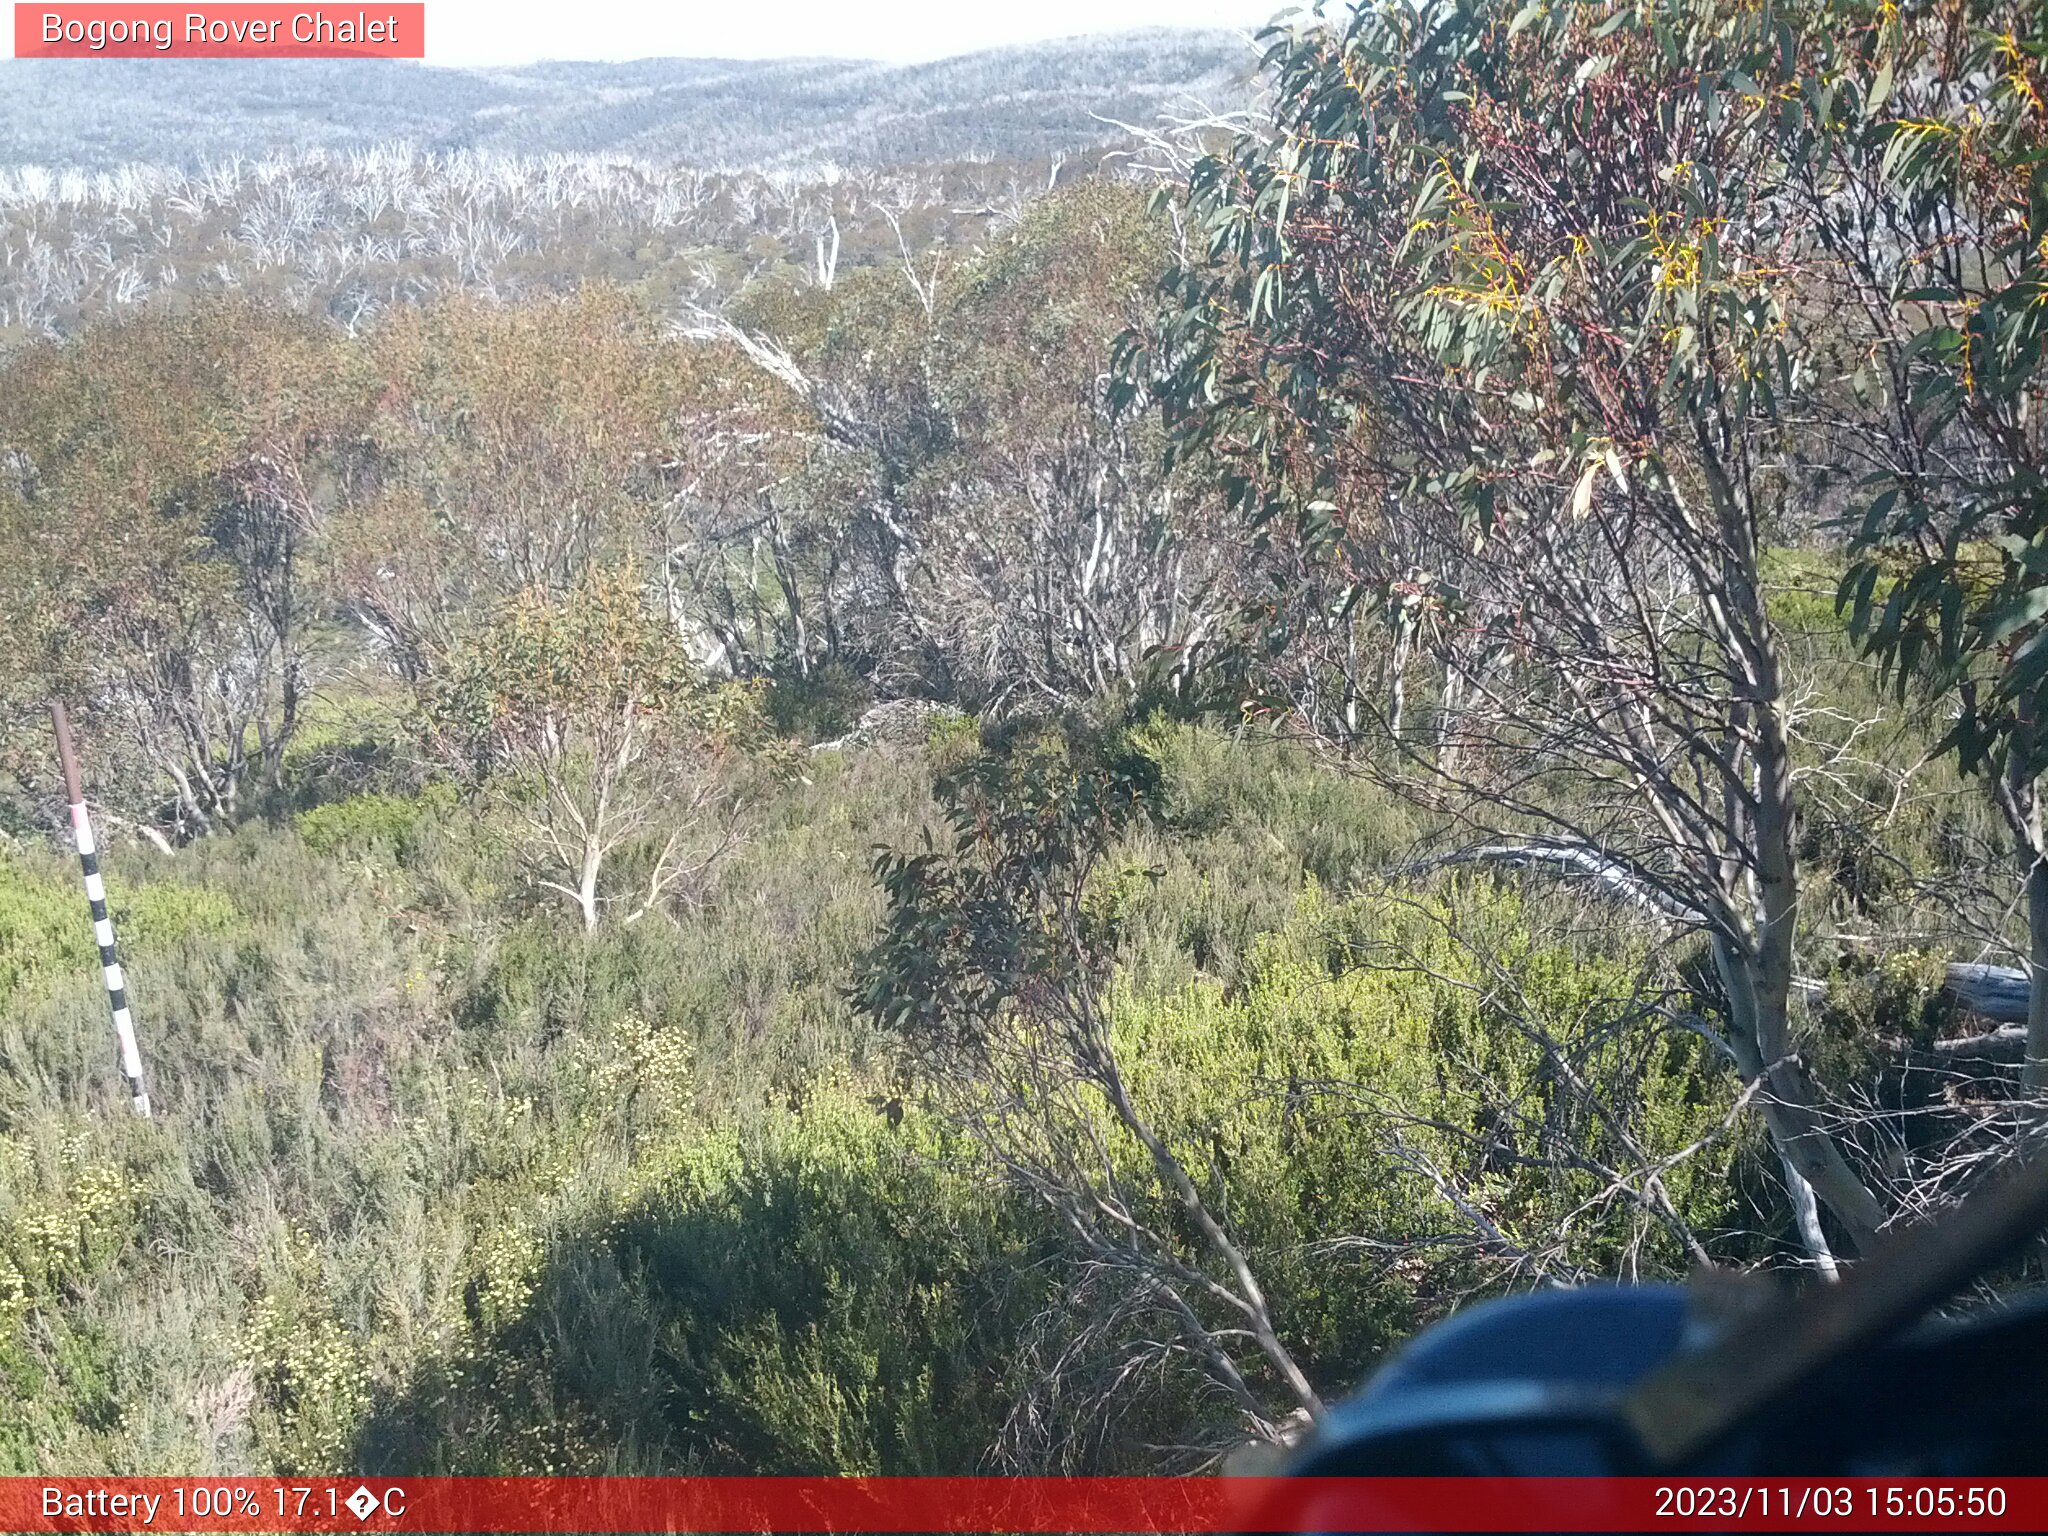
xmin=0 ymin=29 xmax=1256 ymax=171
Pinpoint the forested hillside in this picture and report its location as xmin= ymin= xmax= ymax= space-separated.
xmin=1 ymin=0 xmax=2046 ymax=1477
xmin=0 ymin=31 xmax=1249 ymax=170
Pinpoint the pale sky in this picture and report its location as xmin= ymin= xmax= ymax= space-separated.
xmin=421 ymin=0 xmax=1280 ymax=67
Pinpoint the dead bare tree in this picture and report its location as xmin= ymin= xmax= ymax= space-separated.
xmin=686 ymin=181 xmax=1235 ymax=710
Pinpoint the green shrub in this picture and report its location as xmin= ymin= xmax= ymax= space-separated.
xmin=1139 ymin=720 xmax=1420 ymax=888
xmin=0 ymin=1127 xmax=148 ymax=1316
xmin=0 ymin=857 xmax=239 ymax=1006
xmin=123 ymin=884 xmax=240 ymax=948
xmin=359 ymin=1087 xmax=1050 ymax=1475
xmin=0 ymin=863 xmax=91 ymax=1004
xmin=294 ymin=784 xmax=457 ymax=862
xmin=1761 ymin=545 xmax=1850 ymax=637
xmin=236 ymin=1228 xmax=374 ymax=1473
xmin=1106 ymin=881 xmax=1745 ymax=1381
xmin=923 ymin=708 xmax=979 ymax=766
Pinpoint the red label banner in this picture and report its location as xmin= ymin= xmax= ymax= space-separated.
xmin=0 ymin=1477 xmax=2041 ymax=1533
xmin=14 ymin=5 xmax=424 ymax=58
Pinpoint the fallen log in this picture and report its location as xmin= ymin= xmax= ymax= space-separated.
xmin=1942 ymin=963 xmax=2031 ymax=1026
xmin=1928 ymin=1023 xmax=2028 ymax=1062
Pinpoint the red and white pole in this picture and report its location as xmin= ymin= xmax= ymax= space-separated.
xmin=51 ymin=703 xmax=151 ymax=1117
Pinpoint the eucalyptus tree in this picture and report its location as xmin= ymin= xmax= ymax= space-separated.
xmin=0 ymin=302 xmax=360 ymax=837
xmin=329 ymin=290 xmax=782 ymax=682
xmin=421 ymin=569 xmax=766 ymax=931
xmin=1131 ymin=0 xmax=1900 ymax=1259
xmin=1823 ymin=4 xmax=2048 ymax=1085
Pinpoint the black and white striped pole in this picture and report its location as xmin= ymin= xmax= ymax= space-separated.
xmin=52 ymin=703 xmax=152 ymax=1117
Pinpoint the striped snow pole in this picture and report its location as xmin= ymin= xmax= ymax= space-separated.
xmin=52 ymin=704 xmax=151 ymax=1117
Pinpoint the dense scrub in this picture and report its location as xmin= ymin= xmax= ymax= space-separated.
xmin=0 ymin=724 xmax=1767 ymax=1472
xmin=2 ymin=0 xmax=2044 ymax=1475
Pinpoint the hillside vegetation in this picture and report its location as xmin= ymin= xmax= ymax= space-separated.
xmin=1 ymin=0 xmax=2046 ymax=1476
xmin=1 ymin=32 xmax=1250 ymax=171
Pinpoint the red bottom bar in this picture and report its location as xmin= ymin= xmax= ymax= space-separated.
xmin=4 ymin=1477 xmax=2043 ymax=1533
